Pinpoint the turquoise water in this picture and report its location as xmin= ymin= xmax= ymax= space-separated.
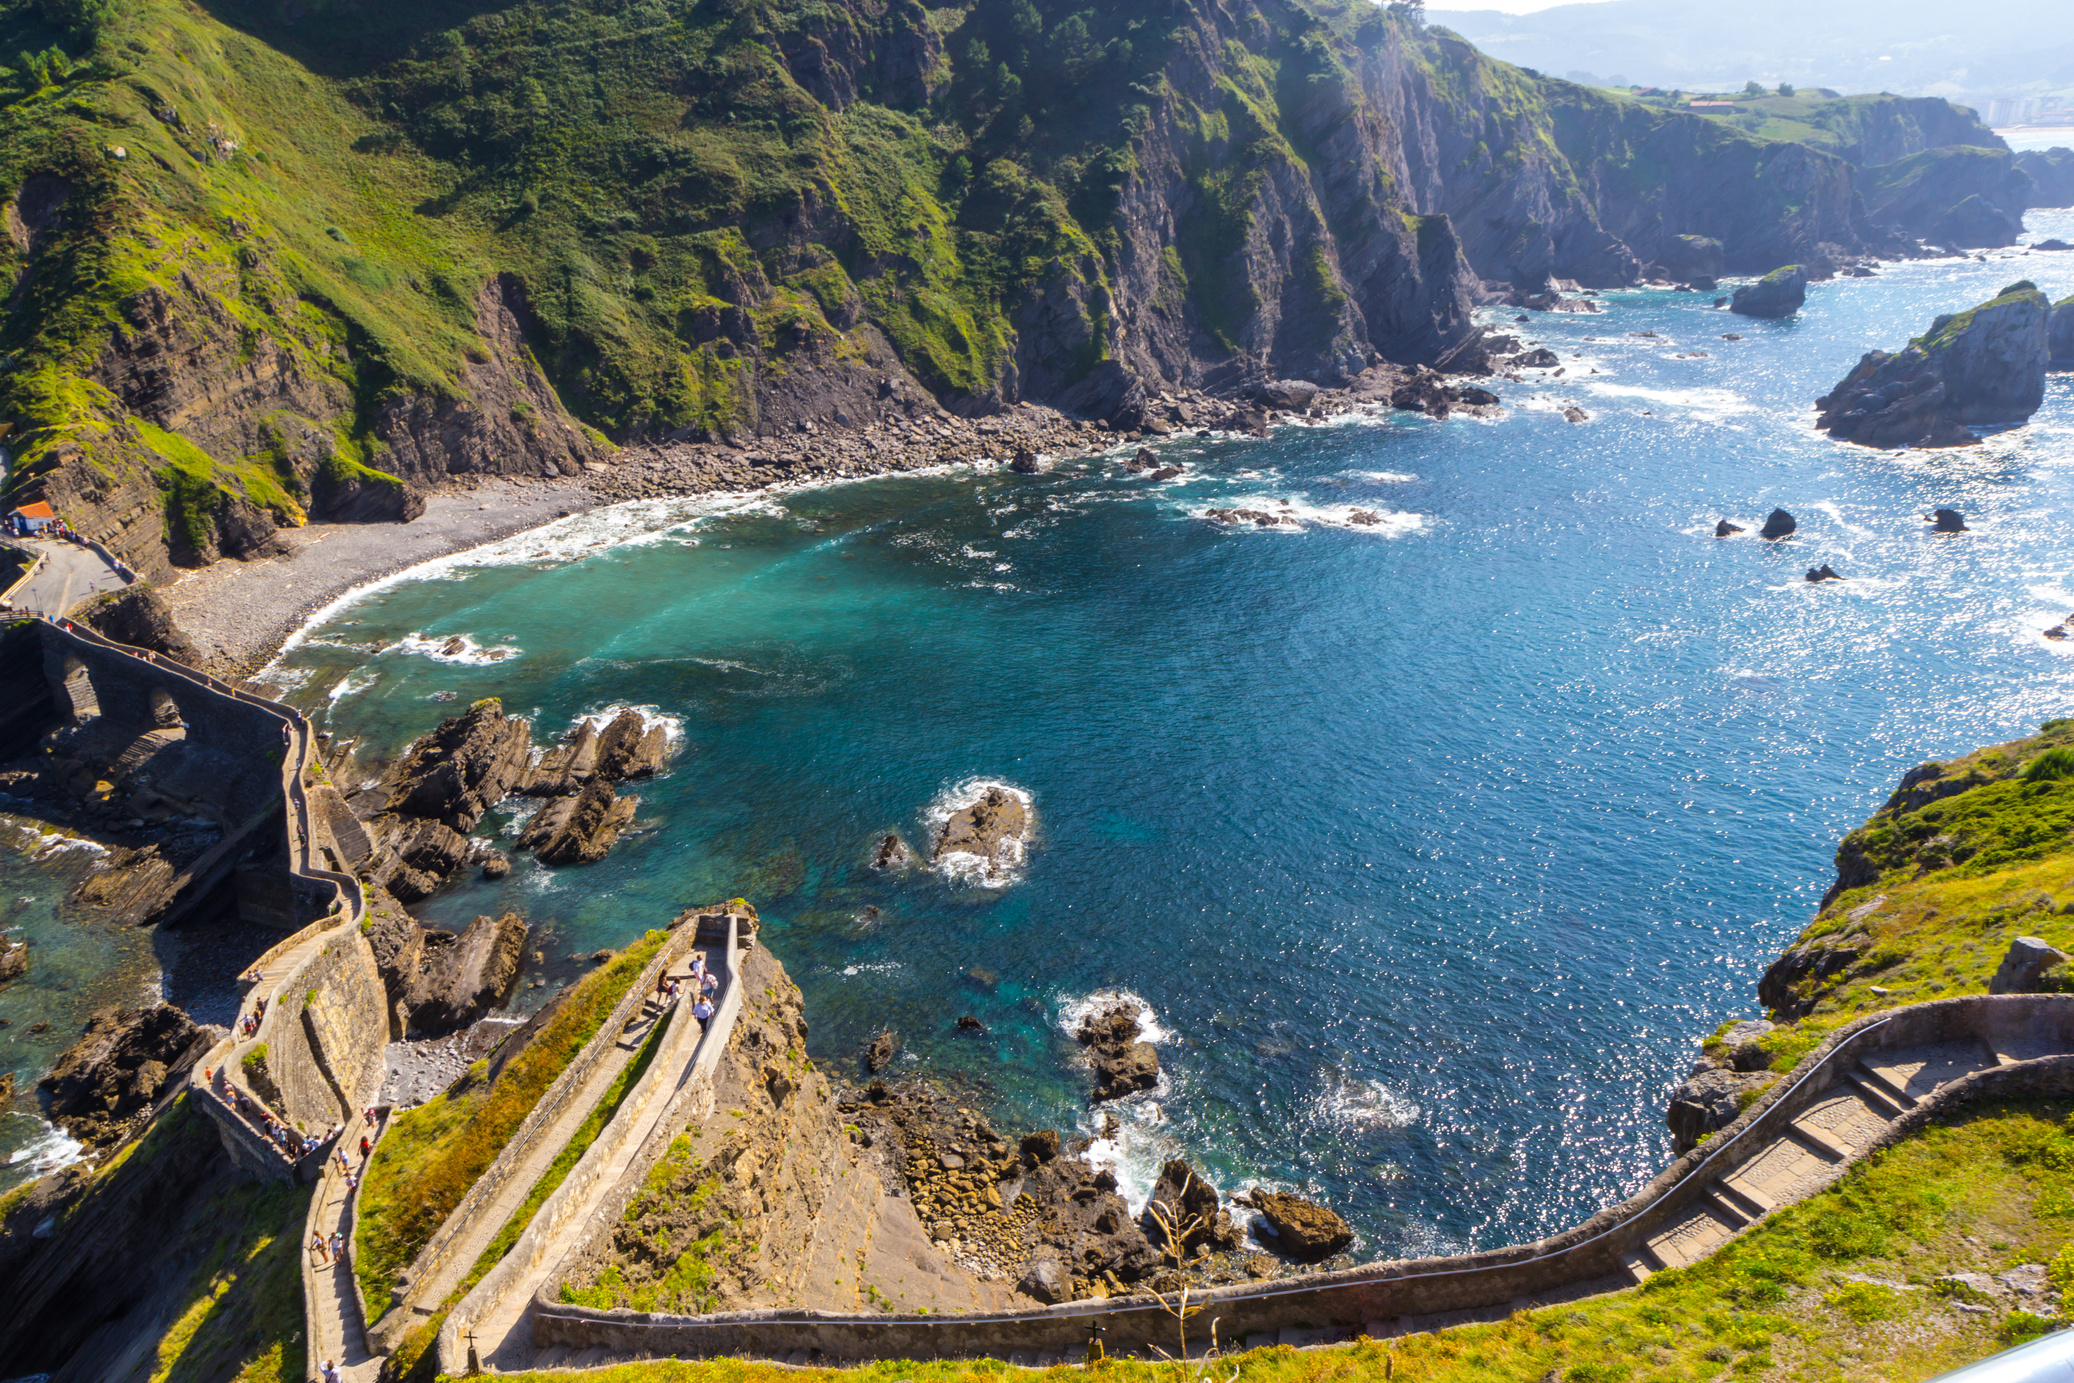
xmin=25 ymin=218 xmax=2074 ymax=1243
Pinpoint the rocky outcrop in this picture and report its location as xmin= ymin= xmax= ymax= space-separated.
xmin=1242 ymin=1188 xmax=1353 ymax=1261
xmin=0 ymin=938 xmax=24 ymax=987
xmin=865 ymin=1029 xmax=900 ymax=1074
xmin=2051 ymin=295 xmax=2074 ymax=370
xmin=1760 ymin=929 xmax=1873 ymax=1017
xmin=1076 ymin=1000 xmax=1161 ymax=1103
xmin=1666 ymin=1065 xmax=1775 ymax=1153
xmin=1390 ymin=367 xmax=1501 ymax=418
xmin=1759 ymin=509 xmax=1796 ymax=539
xmin=1859 ymin=147 xmax=2030 ymax=247
xmin=364 ymin=904 xmax=530 ymax=1037
xmin=75 ymin=586 xmax=206 ymax=670
xmin=1816 ymin=281 xmax=2051 ymax=448
xmin=2018 ymin=149 xmax=2074 ymax=208
xmin=37 ymin=1003 xmax=207 ymax=1150
xmin=516 ymin=778 xmax=637 ymax=865
xmin=1730 ymin=266 xmax=1808 ymax=319
xmin=382 ymin=698 xmax=533 ymax=832
xmin=869 ymin=834 xmax=912 ymax=871
xmin=931 ymin=786 xmax=1030 ymax=879
xmin=1141 ymin=1158 xmax=1241 ymax=1260
xmin=591 ymin=710 xmax=672 ymax=783
xmin=1990 ymin=936 xmax=2071 ymax=995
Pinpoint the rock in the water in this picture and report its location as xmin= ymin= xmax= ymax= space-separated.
xmin=955 ymin=1014 xmax=987 ymax=1033
xmin=864 ymin=1029 xmax=900 ymax=1074
xmin=1928 ymin=508 xmax=1969 ymax=532
xmin=1077 ymin=1001 xmax=1160 ymax=1103
xmin=1246 ymin=1189 xmax=1353 ymax=1261
xmin=2038 ymin=239 xmax=2074 ymax=252
xmin=0 ymin=939 xmax=25 ymax=987
xmin=480 ymin=851 xmax=511 ymax=880
xmin=1715 ymin=519 xmax=1745 ymax=537
xmin=1008 ymin=447 xmax=1043 ymax=474
xmin=1514 ymin=347 xmax=1559 ymax=368
xmin=1730 ymin=265 xmax=1808 ymax=319
xmin=1561 ymin=406 xmax=1588 ymax=423
xmin=1815 ymin=281 xmax=2051 ymax=449
xmin=869 ymin=833 xmax=911 ymax=871
xmin=38 ymin=1003 xmax=205 ymax=1150
xmin=384 ymin=698 xmax=534 ymax=831
xmin=1125 ymin=446 xmax=1156 ymax=473
xmin=1667 ymin=1065 xmax=1775 ymax=1152
xmin=517 ymin=778 xmax=637 ymax=865
xmin=931 ymin=786 xmax=1029 ymax=879
xmin=1990 ymin=936 xmax=2072 ymax=995
xmin=1390 ymin=365 xmax=1500 ymax=418
xmin=1147 ymin=465 xmax=1184 ymax=481
xmin=1805 ymin=565 xmax=1844 ymax=582
xmin=591 ymin=709 xmax=672 ymax=782
xmin=1205 ymin=508 xmax=1292 ymax=527
xmin=1759 ymin=508 xmax=1797 ymax=539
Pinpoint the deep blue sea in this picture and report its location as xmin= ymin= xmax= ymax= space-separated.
xmin=8 ymin=216 xmax=2074 ymax=1241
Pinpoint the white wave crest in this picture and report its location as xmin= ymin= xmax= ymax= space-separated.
xmin=1352 ymin=470 xmax=1418 ymax=483
xmin=3 ymin=1116 xmax=86 ymax=1179
xmin=327 ymin=669 xmax=380 ymax=705
xmin=1076 ymin=1099 xmax=1190 ymax=1216
xmin=571 ymin=703 xmax=687 ymax=751
xmin=1319 ymin=1070 xmax=1421 ymax=1131
xmin=1055 ymin=988 xmax=1177 ymax=1046
xmin=385 ymin=631 xmax=522 ymax=665
xmin=1190 ymin=494 xmax=1427 ymax=537
xmin=921 ymin=778 xmax=1034 ymax=886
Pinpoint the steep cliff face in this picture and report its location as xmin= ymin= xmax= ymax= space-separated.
xmin=1860 ymin=147 xmax=2032 ymax=247
xmin=1375 ymin=39 xmax=1875 ymax=284
xmin=2019 ymin=149 xmax=2074 ymax=209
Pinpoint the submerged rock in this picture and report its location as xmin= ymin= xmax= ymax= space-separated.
xmin=1815 ymin=281 xmax=2051 ymax=448
xmin=1205 ymin=508 xmax=1292 ymax=527
xmin=1759 ymin=509 xmax=1797 ymax=539
xmin=1245 ymin=1189 xmax=1353 ymax=1261
xmin=1714 ymin=519 xmax=1745 ymax=537
xmin=1730 ymin=265 xmax=1808 ymax=319
xmin=869 ymin=833 xmax=911 ymax=871
xmin=1147 ymin=465 xmax=1184 ymax=482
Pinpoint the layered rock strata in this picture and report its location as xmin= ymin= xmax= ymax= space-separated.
xmin=1816 ymin=280 xmax=2051 ymax=447
xmin=37 ymin=1003 xmax=209 ymax=1151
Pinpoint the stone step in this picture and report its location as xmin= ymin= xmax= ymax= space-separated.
xmin=531 ymin=1344 xmax=571 ymax=1368
xmin=1700 ymin=1184 xmax=1752 ymax=1228
xmin=1789 ymin=1117 xmax=1855 ymax=1161
xmin=571 ymin=1345 xmax=610 ymax=1367
xmin=1618 ymin=1247 xmax=1656 ymax=1285
xmin=1847 ymin=1061 xmax=1914 ymax=1114
xmin=1711 ymin=1177 xmax=1772 ymax=1221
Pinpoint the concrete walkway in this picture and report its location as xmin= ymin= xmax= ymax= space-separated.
xmin=379 ymin=950 xmax=701 ymax=1342
xmin=7 ymin=537 xmax=126 ymax=615
xmin=305 ymin=1112 xmax=391 ymax=1383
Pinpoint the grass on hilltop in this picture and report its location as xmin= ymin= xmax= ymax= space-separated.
xmin=354 ymin=928 xmax=671 ymax=1313
xmin=478 ymin=1098 xmax=2074 ymax=1383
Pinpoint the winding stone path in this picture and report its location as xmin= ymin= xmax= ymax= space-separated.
xmin=304 ymin=1112 xmax=391 ymax=1383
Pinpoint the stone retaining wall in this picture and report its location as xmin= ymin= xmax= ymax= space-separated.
xmin=369 ymin=919 xmax=709 ymax=1349
xmin=526 ymin=993 xmax=2074 ymax=1363
xmin=266 ymin=930 xmax=388 ymax=1131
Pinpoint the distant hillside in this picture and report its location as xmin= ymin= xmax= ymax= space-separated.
xmin=1429 ymin=0 xmax=2074 ymax=116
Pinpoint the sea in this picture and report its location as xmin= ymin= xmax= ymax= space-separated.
xmin=5 ymin=213 xmax=2074 ymax=1253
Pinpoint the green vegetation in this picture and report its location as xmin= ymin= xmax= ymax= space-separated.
xmin=496 ymin=1099 xmax=2074 ymax=1383
xmin=1748 ymin=719 xmax=2074 ymax=1070
xmin=353 ymin=927 xmax=670 ymax=1310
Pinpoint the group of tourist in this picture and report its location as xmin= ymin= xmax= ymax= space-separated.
xmin=656 ymin=951 xmax=721 ymax=1027
xmin=236 ymin=997 xmax=266 ymax=1038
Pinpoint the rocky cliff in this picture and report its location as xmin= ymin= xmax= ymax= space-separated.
xmin=1858 ymin=147 xmax=2033 ymax=248
xmin=0 ymin=0 xmax=1938 ymax=581
xmin=2018 ymin=149 xmax=2074 ymax=208
xmin=1815 ymin=280 xmax=2051 ymax=447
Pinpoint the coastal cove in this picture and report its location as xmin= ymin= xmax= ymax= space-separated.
xmin=7 ymin=223 xmax=2071 ymax=1250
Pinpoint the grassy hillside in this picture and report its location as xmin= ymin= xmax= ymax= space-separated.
xmin=494 ymin=1097 xmax=2074 ymax=1383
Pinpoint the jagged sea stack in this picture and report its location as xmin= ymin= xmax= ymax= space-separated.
xmin=1730 ymin=266 xmax=1808 ymax=319
xmin=1815 ymin=281 xmax=2051 ymax=448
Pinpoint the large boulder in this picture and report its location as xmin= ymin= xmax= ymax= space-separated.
xmin=1667 ymin=1064 xmax=1775 ymax=1152
xmin=1246 ymin=1189 xmax=1353 ymax=1261
xmin=38 ymin=1003 xmax=206 ymax=1150
xmin=384 ymin=698 xmax=534 ymax=831
xmin=1140 ymin=1159 xmax=1240 ymax=1259
xmin=1759 ymin=508 xmax=1796 ymax=539
xmin=1730 ymin=266 xmax=1808 ymax=319
xmin=932 ymin=786 xmax=1030 ymax=878
xmin=517 ymin=778 xmax=637 ymax=865
xmin=1990 ymin=936 xmax=2071 ymax=995
xmin=1815 ymin=281 xmax=2051 ymax=448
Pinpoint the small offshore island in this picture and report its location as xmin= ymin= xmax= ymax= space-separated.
xmin=3 ymin=0 xmax=2074 ymax=1377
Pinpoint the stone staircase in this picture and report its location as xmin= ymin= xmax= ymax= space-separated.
xmin=1624 ymin=1039 xmax=2000 ymax=1278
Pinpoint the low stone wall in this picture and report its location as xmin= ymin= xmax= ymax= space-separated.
xmin=369 ymin=918 xmax=708 ymax=1349
xmin=526 ymin=993 xmax=2074 ymax=1362
xmin=434 ymin=915 xmax=749 ymax=1376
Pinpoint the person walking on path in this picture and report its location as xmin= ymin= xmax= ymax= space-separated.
xmin=311 ymin=1233 xmax=330 ymax=1266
